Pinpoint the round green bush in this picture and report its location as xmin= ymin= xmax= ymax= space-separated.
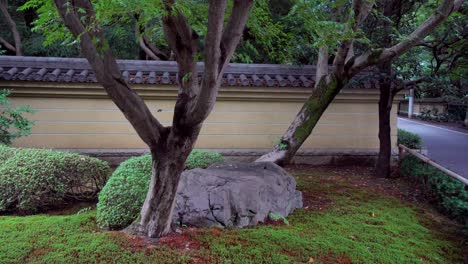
xmin=96 ymin=155 xmax=152 ymax=230
xmin=0 ymin=148 xmax=111 ymax=213
xmin=97 ymin=150 xmax=224 ymax=229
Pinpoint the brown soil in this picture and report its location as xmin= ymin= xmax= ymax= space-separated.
xmin=286 ymin=164 xmax=426 ymax=203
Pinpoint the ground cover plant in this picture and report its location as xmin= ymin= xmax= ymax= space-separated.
xmin=1 ymin=166 xmax=465 ymax=263
xmin=0 ymin=147 xmax=111 ymax=213
xmin=400 ymin=155 xmax=468 ymax=233
xmin=97 ymin=150 xmax=224 ymax=230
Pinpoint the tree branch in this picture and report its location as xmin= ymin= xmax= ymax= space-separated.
xmin=53 ymin=0 xmax=164 ymax=148
xmin=219 ymin=0 xmax=253 ymax=73
xmin=349 ymin=0 xmax=462 ymax=77
xmin=315 ymin=46 xmax=329 ymax=84
xmin=333 ymin=0 xmax=373 ymax=76
xmin=0 ymin=0 xmax=22 ymax=55
xmin=189 ymin=0 xmax=253 ymax=125
xmin=161 ymin=0 xmax=199 ymax=129
xmin=0 ymin=36 xmax=15 ymax=52
xmin=135 ymin=19 xmax=169 ymax=60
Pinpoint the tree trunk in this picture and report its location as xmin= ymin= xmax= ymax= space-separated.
xmin=256 ymin=75 xmax=345 ymax=165
xmin=375 ymin=72 xmax=396 ymax=178
xmin=131 ymin=128 xmax=198 ymax=238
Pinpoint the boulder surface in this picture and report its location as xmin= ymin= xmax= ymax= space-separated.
xmin=173 ymin=162 xmax=303 ymax=228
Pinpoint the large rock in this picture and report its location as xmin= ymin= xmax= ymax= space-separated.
xmin=173 ymin=162 xmax=302 ymax=228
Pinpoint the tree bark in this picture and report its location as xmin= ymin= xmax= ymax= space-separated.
xmin=137 ymin=127 xmax=199 ymax=237
xmin=0 ymin=0 xmax=22 ymax=55
xmin=375 ymin=67 xmax=394 ymax=178
xmin=257 ymin=75 xmax=345 ymax=165
xmin=374 ymin=0 xmax=395 ymax=178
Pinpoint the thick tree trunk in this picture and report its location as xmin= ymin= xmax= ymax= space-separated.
xmin=128 ymin=128 xmax=199 ymax=238
xmin=375 ymin=72 xmax=395 ymax=178
xmin=256 ymin=75 xmax=345 ymax=165
xmin=138 ymin=153 xmax=186 ymax=237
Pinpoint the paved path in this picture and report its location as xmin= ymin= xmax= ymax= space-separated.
xmin=398 ymin=117 xmax=468 ymax=179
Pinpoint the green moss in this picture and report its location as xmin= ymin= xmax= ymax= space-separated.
xmin=368 ymin=48 xmax=384 ymax=64
xmin=0 ymin=212 xmax=189 ymax=264
xmin=293 ymin=74 xmax=341 ymax=141
xmin=0 ymin=168 xmax=463 ymax=263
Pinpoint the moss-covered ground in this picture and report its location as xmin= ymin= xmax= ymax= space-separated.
xmin=0 ymin=166 xmax=466 ymax=263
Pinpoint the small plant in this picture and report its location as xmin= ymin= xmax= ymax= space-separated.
xmin=268 ymin=212 xmax=290 ymax=225
xmin=274 ymin=137 xmax=288 ymax=151
xmin=397 ymin=129 xmax=422 ymax=149
xmin=0 ymin=89 xmax=35 ymax=145
xmin=97 ymin=150 xmax=224 ymax=229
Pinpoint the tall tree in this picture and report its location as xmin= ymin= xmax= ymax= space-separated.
xmin=29 ymin=0 xmax=253 ymax=238
xmin=0 ymin=0 xmax=22 ymax=55
xmin=374 ymin=0 xmax=419 ymax=178
xmin=257 ymin=0 xmax=462 ymax=166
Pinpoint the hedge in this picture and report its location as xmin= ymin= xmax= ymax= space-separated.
xmin=97 ymin=150 xmax=224 ymax=230
xmin=397 ymin=129 xmax=422 ymax=149
xmin=400 ymin=155 xmax=468 ymax=233
xmin=0 ymin=148 xmax=111 ymax=213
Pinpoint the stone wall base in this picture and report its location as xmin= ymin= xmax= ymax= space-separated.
xmin=58 ymin=148 xmax=400 ymax=168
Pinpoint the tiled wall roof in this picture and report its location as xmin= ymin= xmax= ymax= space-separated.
xmin=0 ymin=56 xmax=378 ymax=88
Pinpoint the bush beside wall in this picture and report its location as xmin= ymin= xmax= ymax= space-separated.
xmin=400 ymin=155 xmax=468 ymax=232
xmin=0 ymin=148 xmax=111 ymax=213
xmin=398 ymin=129 xmax=423 ymax=149
xmin=97 ymin=150 xmax=224 ymax=230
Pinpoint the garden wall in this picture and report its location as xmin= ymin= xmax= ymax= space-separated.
xmin=0 ymin=56 xmax=403 ymax=165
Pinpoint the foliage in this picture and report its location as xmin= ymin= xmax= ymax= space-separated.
xmin=96 ymin=155 xmax=152 ymax=230
xmin=400 ymin=155 xmax=468 ymax=232
xmin=18 ymin=0 xmax=296 ymax=63
xmin=97 ymin=150 xmax=224 ymax=229
xmin=0 ymin=89 xmax=35 ymax=145
xmin=418 ymin=108 xmax=459 ymax=123
xmin=0 ymin=144 xmax=14 ymax=163
xmin=185 ymin=149 xmax=224 ymax=170
xmin=268 ymin=212 xmax=290 ymax=225
xmin=397 ymin=129 xmax=422 ymax=149
xmin=0 ymin=168 xmax=465 ymax=263
xmin=0 ymin=148 xmax=111 ymax=213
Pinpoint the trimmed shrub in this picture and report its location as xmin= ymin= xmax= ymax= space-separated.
xmin=185 ymin=149 xmax=224 ymax=170
xmin=398 ymin=129 xmax=422 ymax=149
xmin=97 ymin=150 xmax=224 ymax=229
xmin=400 ymin=155 xmax=468 ymax=231
xmin=96 ymin=155 xmax=152 ymax=230
xmin=0 ymin=148 xmax=111 ymax=213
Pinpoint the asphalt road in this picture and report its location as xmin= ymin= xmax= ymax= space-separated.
xmin=398 ymin=117 xmax=468 ymax=179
